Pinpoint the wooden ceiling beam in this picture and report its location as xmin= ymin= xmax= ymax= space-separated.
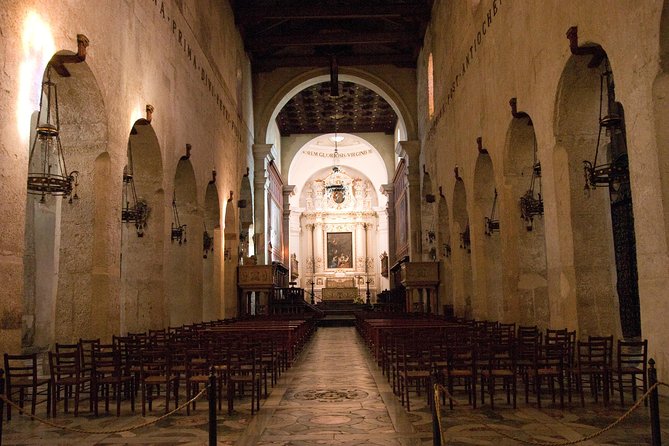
xmin=253 ymin=53 xmax=416 ymax=71
xmin=246 ymin=31 xmax=417 ymax=50
xmin=235 ymin=5 xmax=429 ymax=24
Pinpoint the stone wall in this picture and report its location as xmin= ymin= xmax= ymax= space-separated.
xmin=0 ymin=0 xmax=252 ymax=354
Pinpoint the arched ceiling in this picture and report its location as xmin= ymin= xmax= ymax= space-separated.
xmin=276 ymin=81 xmax=398 ymax=135
xmin=231 ymin=0 xmax=433 ymax=72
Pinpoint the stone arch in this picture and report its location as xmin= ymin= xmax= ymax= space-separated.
xmin=167 ymin=158 xmax=202 ymax=326
xmin=258 ymin=67 xmax=415 ymax=144
xmin=23 ymin=53 xmax=110 ymax=348
xmin=437 ymin=193 xmax=454 ymax=314
xmin=554 ymin=50 xmax=639 ymax=338
xmin=202 ymin=181 xmax=221 ymax=320
xmin=223 ymin=198 xmax=238 ymax=318
xmin=503 ymin=116 xmax=549 ymax=328
xmin=473 ymin=153 xmax=503 ymax=321
xmin=421 ymin=169 xmax=436 ymax=261
xmin=453 ymin=179 xmax=473 ymax=319
xmin=239 ymin=173 xmax=254 ymax=259
xmin=120 ymin=121 xmax=165 ymax=333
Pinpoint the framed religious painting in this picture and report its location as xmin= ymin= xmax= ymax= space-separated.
xmin=326 ymin=232 xmax=353 ymax=269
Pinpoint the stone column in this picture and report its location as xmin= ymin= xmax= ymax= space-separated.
xmin=282 ymin=185 xmax=295 ymax=267
xmin=252 ymin=143 xmax=273 ymax=265
xmin=381 ymin=184 xmax=395 ymax=286
xmin=397 ymin=140 xmax=423 ymax=261
xmin=314 ymin=221 xmax=324 ymax=273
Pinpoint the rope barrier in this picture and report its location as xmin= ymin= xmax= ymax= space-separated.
xmin=0 ymin=386 xmax=209 ymax=435
xmin=432 ymin=381 xmax=668 ymax=446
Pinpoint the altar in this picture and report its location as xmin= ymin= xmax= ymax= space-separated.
xmin=321 ymin=278 xmax=358 ymax=302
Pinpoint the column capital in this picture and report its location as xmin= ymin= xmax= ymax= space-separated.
xmin=395 ymin=140 xmax=421 ymax=163
xmin=252 ymin=143 xmax=274 ymax=161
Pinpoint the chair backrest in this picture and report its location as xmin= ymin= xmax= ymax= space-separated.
xmin=617 ymin=339 xmax=648 ymax=370
xmin=92 ymin=347 xmax=122 ymax=378
xmin=79 ymin=338 xmax=100 ymax=372
xmin=4 ymin=353 xmax=38 ymax=387
xmin=50 ymin=344 xmax=82 ymax=379
xmin=140 ymin=348 xmax=171 ymax=377
xmin=588 ymin=335 xmax=613 ymax=366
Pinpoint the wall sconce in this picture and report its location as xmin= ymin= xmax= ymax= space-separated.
xmin=459 ymin=225 xmax=471 ymax=252
xmin=582 ymin=59 xmax=630 ymax=195
xmin=203 ymin=224 xmax=214 ymax=259
xmin=121 ymin=141 xmax=150 ymax=237
xmin=484 ymin=188 xmax=500 ymax=236
xmin=171 ymin=190 xmax=187 ymax=244
xmin=224 ymin=247 xmax=232 ymax=261
xmin=426 ymin=230 xmax=436 ymax=244
xmin=443 ymin=243 xmax=451 ymax=258
xmin=519 ymin=139 xmax=543 ymax=231
xmin=27 ymin=64 xmax=80 ymax=203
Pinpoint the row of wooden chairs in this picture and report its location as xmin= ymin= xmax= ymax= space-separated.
xmin=3 ymin=316 xmax=317 ymax=420
xmin=358 ymin=315 xmax=648 ymax=412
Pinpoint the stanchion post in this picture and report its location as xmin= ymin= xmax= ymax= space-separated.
xmin=649 ymin=358 xmax=662 ymax=446
xmin=208 ymin=367 xmax=217 ymax=446
xmin=1 ymin=368 xmax=5 ymax=446
xmin=430 ymin=369 xmax=441 ymax=446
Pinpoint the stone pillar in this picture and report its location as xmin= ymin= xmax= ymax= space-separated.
xmin=282 ymin=185 xmax=295 ymax=267
xmin=397 ymin=141 xmax=423 ymax=261
xmin=314 ymin=221 xmax=324 ymax=273
xmin=253 ymin=144 xmax=273 ymax=265
xmin=381 ymin=184 xmax=395 ymax=286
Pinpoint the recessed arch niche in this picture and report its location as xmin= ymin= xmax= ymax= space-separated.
xmin=504 ymin=117 xmax=549 ymax=328
xmin=120 ymin=121 xmax=165 ymax=333
xmin=437 ymin=194 xmax=454 ymax=314
xmin=202 ymin=181 xmax=221 ymax=320
xmin=453 ymin=179 xmax=473 ymax=319
xmin=223 ymin=199 xmax=238 ymax=317
xmin=473 ymin=153 xmax=503 ymax=321
xmin=168 ymin=158 xmax=202 ymax=326
xmin=23 ymin=53 xmax=110 ymax=348
xmin=554 ymin=50 xmax=640 ymax=338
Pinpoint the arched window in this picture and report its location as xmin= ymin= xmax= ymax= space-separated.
xmin=427 ymin=53 xmax=435 ymax=118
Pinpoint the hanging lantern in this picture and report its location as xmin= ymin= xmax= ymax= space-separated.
xmin=121 ymin=141 xmax=150 ymax=236
xmin=484 ymin=188 xmax=500 ymax=235
xmin=27 ymin=65 xmax=79 ymax=202
xmin=519 ymin=136 xmax=544 ymax=231
xmin=583 ymin=59 xmax=630 ymax=193
xmin=171 ymin=190 xmax=187 ymax=244
xmin=203 ymin=223 xmax=214 ymax=258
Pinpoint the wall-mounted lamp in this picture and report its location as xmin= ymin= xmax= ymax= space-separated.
xmin=27 ymin=64 xmax=79 ymax=203
xmin=459 ymin=225 xmax=471 ymax=252
xmin=121 ymin=141 xmax=150 ymax=237
xmin=203 ymin=223 xmax=214 ymax=259
xmin=484 ymin=188 xmax=500 ymax=236
xmin=443 ymin=243 xmax=452 ymax=258
xmin=171 ymin=190 xmax=187 ymax=244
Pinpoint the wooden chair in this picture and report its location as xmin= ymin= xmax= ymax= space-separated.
xmin=397 ymin=340 xmax=431 ymax=411
xmin=614 ymin=339 xmax=648 ymax=407
xmin=138 ymin=348 xmax=179 ymax=416
xmin=443 ymin=344 xmax=477 ymax=409
xmin=91 ymin=345 xmax=134 ymax=416
xmin=479 ymin=341 xmax=517 ymax=409
xmin=49 ymin=344 xmax=91 ymax=417
xmin=3 ymin=353 xmax=51 ymax=420
xmin=185 ymin=349 xmax=210 ymax=415
xmin=227 ymin=342 xmax=263 ymax=415
xmin=574 ymin=338 xmax=611 ymax=406
xmin=525 ymin=343 xmax=565 ymax=409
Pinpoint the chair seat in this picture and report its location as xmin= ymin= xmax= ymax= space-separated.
xmin=11 ymin=377 xmax=50 ymax=387
xmin=448 ymin=370 xmax=473 ymax=377
xmin=404 ymin=370 xmax=430 ymax=378
xmin=619 ymin=366 xmax=643 ymax=374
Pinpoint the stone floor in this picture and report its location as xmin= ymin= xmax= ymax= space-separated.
xmin=2 ymin=327 xmax=669 ymax=445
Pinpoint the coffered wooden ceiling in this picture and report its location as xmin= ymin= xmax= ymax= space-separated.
xmin=231 ymin=0 xmax=433 ymax=72
xmin=277 ymin=81 xmax=397 ymax=136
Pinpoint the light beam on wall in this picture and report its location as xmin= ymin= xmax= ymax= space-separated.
xmin=18 ymin=11 xmax=56 ymax=143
